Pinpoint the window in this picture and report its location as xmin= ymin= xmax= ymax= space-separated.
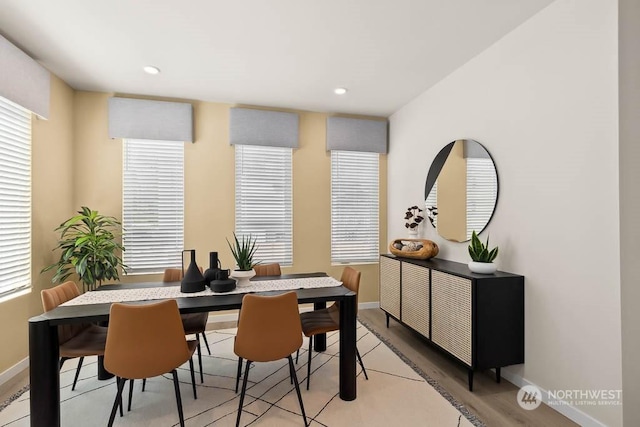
xmin=0 ymin=96 xmax=31 ymax=299
xmin=123 ymin=139 xmax=184 ymax=274
xmin=331 ymin=150 xmax=379 ymax=264
xmin=235 ymin=145 xmax=292 ymax=266
xmin=466 ymin=157 xmax=498 ymax=240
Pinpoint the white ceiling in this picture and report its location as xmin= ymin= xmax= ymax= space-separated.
xmin=0 ymin=0 xmax=554 ymax=117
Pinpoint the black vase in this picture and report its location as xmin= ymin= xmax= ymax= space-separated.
xmin=203 ymin=251 xmax=221 ymax=283
xmin=181 ymin=249 xmax=206 ymax=293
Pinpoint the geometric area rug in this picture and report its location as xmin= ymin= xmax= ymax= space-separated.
xmin=0 ymin=321 xmax=484 ymax=426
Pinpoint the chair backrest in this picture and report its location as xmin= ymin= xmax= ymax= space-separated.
xmin=328 ymin=266 xmax=362 ymax=315
xmin=235 ymin=291 xmax=302 ymax=362
xmin=163 ymin=268 xmax=183 ymax=282
xmin=41 ymin=281 xmax=85 ymax=344
xmin=104 ymin=299 xmax=192 ymax=379
xmin=253 ymin=263 xmax=282 ymax=277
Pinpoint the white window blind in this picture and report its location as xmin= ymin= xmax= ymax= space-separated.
xmin=0 ymin=96 xmax=31 ymax=299
xmin=466 ymin=157 xmax=498 ymax=240
xmin=331 ymin=151 xmax=379 ymax=264
xmin=123 ymin=139 xmax=184 ymax=274
xmin=425 ymin=180 xmax=438 ymax=228
xmin=235 ymin=145 xmax=292 ymax=266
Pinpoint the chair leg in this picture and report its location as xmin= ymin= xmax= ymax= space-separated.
xmin=71 ymin=356 xmax=84 ymax=391
xmin=59 ymin=357 xmax=69 ymax=370
xmin=142 ymin=378 xmax=146 ymax=392
xmin=108 ymin=377 xmax=126 ymax=427
xmin=236 ymin=359 xmax=252 ymax=427
xmin=288 ymin=356 xmax=308 ymax=427
xmin=235 ymin=357 xmax=243 ymax=393
xmin=128 ymin=379 xmax=134 ymax=411
xmin=201 ymin=330 xmax=212 ymax=355
xmin=356 ymin=347 xmax=369 ymax=380
xmin=295 ymin=348 xmax=299 ymax=364
xmin=171 ymin=370 xmax=186 ymax=427
xmin=189 ymin=357 xmax=197 ymax=399
xmin=306 ymin=336 xmax=313 ymax=390
xmin=118 ymin=378 xmax=124 ymax=417
xmin=196 ymin=335 xmax=204 ymax=383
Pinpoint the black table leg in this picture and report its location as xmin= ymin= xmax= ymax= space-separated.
xmin=96 ymin=320 xmax=113 ymax=380
xmin=339 ymin=292 xmax=356 ymax=401
xmin=313 ymin=302 xmax=327 ymax=352
xmin=97 ymin=356 xmax=114 ymax=380
xmin=29 ymin=318 xmax=60 ymax=427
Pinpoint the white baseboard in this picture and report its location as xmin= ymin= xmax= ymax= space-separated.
xmin=0 ymin=357 xmax=29 ymax=388
xmin=498 ymin=368 xmax=607 ymax=427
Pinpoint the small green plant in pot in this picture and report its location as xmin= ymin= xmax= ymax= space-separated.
xmin=468 ymin=230 xmax=498 ymax=274
xmin=226 ymin=233 xmax=259 ymax=286
xmin=42 ymin=206 xmax=126 ymax=292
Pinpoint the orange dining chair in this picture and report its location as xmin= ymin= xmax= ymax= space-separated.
xmin=234 ymin=292 xmax=308 ymax=427
xmin=253 ymin=263 xmax=282 ymax=277
xmin=297 ymin=266 xmax=368 ymax=389
xmin=41 ymin=281 xmax=108 ymax=391
xmin=104 ymin=299 xmax=198 ymax=427
xmin=164 ymin=267 xmax=210 ymax=384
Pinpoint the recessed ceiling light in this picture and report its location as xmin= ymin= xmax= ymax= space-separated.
xmin=143 ymin=66 xmax=161 ymax=75
xmin=334 ymin=87 xmax=348 ymax=95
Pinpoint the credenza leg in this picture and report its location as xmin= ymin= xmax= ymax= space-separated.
xmin=468 ymin=369 xmax=474 ymax=392
xmin=496 ymin=367 xmax=501 ymax=383
xmin=385 ymin=313 xmax=390 ymax=328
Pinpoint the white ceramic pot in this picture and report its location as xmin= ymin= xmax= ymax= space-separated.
xmin=408 ymin=227 xmax=419 ymax=238
xmin=468 ymin=261 xmax=497 ymax=274
xmin=230 ymin=268 xmax=256 ymax=286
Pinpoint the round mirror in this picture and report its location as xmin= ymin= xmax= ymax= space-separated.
xmin=424 ymin=139 xmax=498 ymax=242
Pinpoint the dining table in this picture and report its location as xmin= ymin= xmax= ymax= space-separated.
xmin=28 ymin=272 xmax=357 ymax=427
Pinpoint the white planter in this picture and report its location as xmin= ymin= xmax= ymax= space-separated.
xmin=230 ymin=268 xmax=256 ymax=286
xmin=468 ymin=261 xmax=497 ymax=274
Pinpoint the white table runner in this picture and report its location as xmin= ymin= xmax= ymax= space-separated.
xmin=61 ymin=276 xmax=342 ymax=306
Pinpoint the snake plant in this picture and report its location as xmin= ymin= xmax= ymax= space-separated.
xmin=468 ymin=230 xmax=498 ymax=263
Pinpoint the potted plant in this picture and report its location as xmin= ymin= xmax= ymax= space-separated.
xmin=226 ymin=233 xmax=259 ymax=286
xmin=42 ymin=206 xmax=126 ymax=291
xmin=467 ymin=230 xmax=498 ymax=274
xmin=405 ymin=205 xmax=424 ymax=236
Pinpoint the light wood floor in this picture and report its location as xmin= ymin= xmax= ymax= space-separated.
xmin=358 ymin=308 xmax=577 ymax=427
xmin=1 ymin=310 xmax=576 ymax=426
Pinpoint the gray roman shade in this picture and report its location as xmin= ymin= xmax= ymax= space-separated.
xmin=326 ymin=116 xmax=388 ymax=154
xmin=108 ymin=97 xmax=193 ymax=142
xmin=230 ymin=107 xmax=298 ymax=148
xmin=0 ymin=35 xmax=50 ymax=119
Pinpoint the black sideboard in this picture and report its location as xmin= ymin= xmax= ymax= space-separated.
xmin=379 ymin=254 xmax=524 ymax=391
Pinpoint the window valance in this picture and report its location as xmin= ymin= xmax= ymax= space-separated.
xmin=230 ymin=107 xmax=298 ymax=148
xmin=108 ymin=97 xmax=193 ymax=142
xmin=0 ymin=35 xmax=50 ymax=119
xmin=326 ymin=116 xmax=388 ymax=154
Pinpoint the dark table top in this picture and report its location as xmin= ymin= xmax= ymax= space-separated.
xmin=30 ymin=272 xmax=355 ymax=325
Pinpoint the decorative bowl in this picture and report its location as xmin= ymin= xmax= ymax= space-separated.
xmin=389 ymin=238 xmax=439 ymax=260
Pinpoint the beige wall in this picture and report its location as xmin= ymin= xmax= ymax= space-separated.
xmin=71 ymin=93 xmax=387 ymax=303
xmin=0 ymin=75 xmax=75 ymax=373
xmin=1 ymin=87 xmax=387 ymax=375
